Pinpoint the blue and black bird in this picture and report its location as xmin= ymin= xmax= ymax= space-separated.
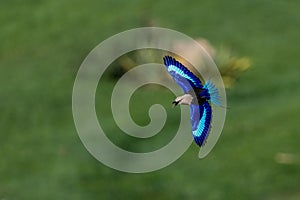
xmin=163 ymin=56 xmax=221 ymax=147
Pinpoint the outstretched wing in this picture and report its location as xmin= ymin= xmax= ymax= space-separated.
xmin=163 ymin=56 xmax=203 ymax=93
xmin=190 ymin=101 xmax=212 ymax=146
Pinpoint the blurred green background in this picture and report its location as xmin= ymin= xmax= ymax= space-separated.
xmin=1 ymin=0 xmax=300 ymax=199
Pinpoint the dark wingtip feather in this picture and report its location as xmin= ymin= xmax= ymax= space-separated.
xmin=163 ymin=55 xmax=203 ymax=89
xmin=163 ymin=56 xmax=194 ymax=76
xmin=163 ymin=55 xmax=175 ymax=67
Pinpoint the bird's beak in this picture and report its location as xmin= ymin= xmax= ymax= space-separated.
xmin=172 ymin=101 xmax=179 ymax=107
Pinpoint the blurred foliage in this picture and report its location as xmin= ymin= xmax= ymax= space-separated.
xmin=112 ymin=40 xmax=252 ymax=89
xmin=215 ymin=46 xmax=252 ymax=88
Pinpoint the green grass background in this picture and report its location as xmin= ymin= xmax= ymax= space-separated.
xmin=1 ymin=0 xmax=300 ymax=199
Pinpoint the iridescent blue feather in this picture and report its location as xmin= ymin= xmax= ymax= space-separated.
xmin=190 ymin=102 xmax=212 ymax=146
xmin=204 ymin=80 xmax=221 ymax=106
xmin=163 ymin=56 xmax=217 ymax=147
xmin=163 ymin=56 xmax=203 ymax=92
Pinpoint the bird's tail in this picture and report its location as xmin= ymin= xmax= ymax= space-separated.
xmin=204 ymin=80 xmax=221 ymax=106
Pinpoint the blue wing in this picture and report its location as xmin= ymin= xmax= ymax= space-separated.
xmin=190 ymin=101 xmax=212 ymax=146
xmin=163 ymin=56 xmax=203 ymax=93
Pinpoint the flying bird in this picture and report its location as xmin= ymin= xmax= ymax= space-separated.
xmin=163 ymin=56 xmax=221 ymax=147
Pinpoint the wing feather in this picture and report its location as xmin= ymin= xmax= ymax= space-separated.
xmin=190 ymin=101 xmax=212 ymax=146
xmin=163 ymin=56 xmax=203 ymax=93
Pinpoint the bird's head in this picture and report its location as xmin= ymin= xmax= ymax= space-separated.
xmin=172 ymin=94 xmax=193 ymax=107
xmin=172 ymin=97 xmax=182 ymax=107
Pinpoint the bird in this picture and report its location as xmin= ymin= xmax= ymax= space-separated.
xmin=163 ymin=56 xmax=221 ymax=147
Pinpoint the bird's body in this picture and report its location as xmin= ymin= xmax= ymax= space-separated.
xmin=163 ymin=56 xmax=221 ymax=147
